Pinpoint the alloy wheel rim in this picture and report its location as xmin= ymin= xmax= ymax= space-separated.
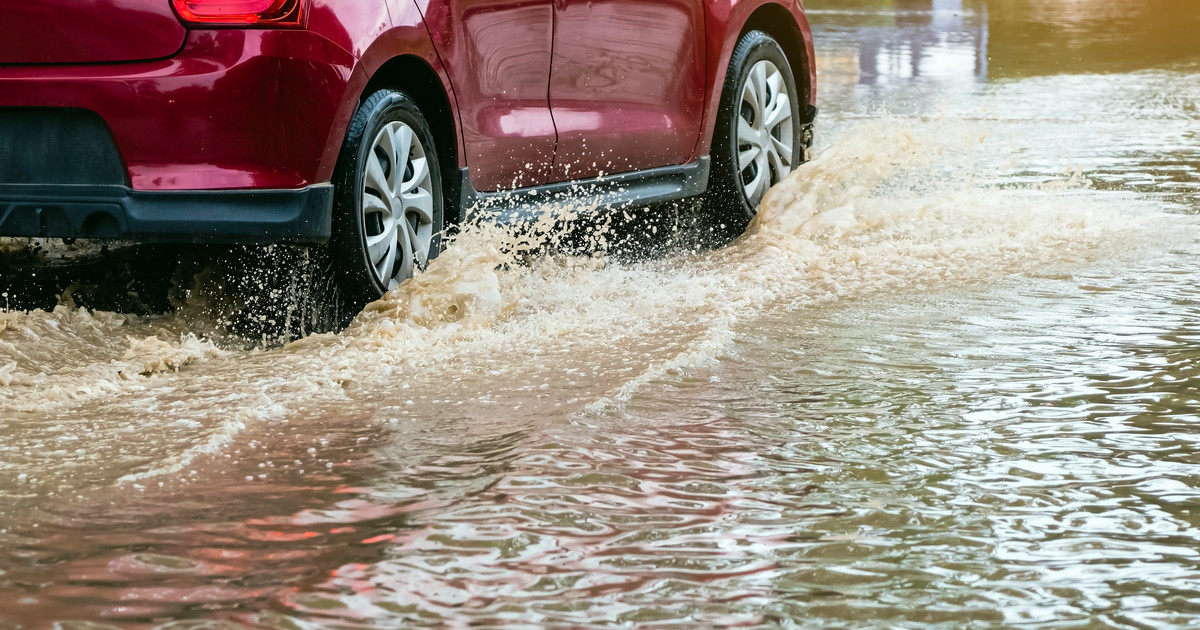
xmin=736 ymin=59 xmax=794 ymax=210
xmin=361 ymin=121 xmax=435 ymax=291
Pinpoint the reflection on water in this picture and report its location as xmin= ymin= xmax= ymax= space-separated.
xmin=2 ymin=1 xmax=1200 ymax=628
xmin=987 ymin=0 xmax=1200 ymax=78
xmin=815 ymin=0 xmax=1200 ymax=205
xmin=828 ymin=0 xmax=989 ymax=85
xmin=816 ymin=0 xmax=1200 ymax=86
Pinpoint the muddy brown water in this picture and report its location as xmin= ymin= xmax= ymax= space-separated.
xmin=2 ymin=1 xmax=1200 ymax=628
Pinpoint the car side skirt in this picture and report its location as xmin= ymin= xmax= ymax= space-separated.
xmin=458 ymin=157 xmax=711 ymax=227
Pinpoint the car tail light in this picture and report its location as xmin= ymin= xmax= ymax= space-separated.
xmin=171 ymin=0 xmax=306 ymax=27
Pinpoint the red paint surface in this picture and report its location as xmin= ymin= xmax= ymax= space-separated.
xmin=549 ymin=0 xmax=707 ymax=180
xmin=0 ymin=0 xmax=187 ymax=64
xmin=417 ymin=0 xmax=559 ymax=190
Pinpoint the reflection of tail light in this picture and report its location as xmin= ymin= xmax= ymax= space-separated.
xmin=171 ymin=0 xmax=306 ymax=27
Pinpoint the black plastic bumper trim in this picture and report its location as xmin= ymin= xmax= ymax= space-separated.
xmin=0 ymin=108 xmax=127 ymax=186
xmin=0 ymin=184 xmax=333 ymax=244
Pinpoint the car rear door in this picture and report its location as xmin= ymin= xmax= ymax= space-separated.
xmin=547 ymin=0 xmax=706 ymax=182
xmin=418 ymin=0 xmax=558 ymax=191
xmin=0 ymin=0 xmax=186 ymax=64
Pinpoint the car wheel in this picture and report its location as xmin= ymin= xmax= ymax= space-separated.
xmin=331 ymin=89 xmax=444 ymax=307
xmin=706 ymin=30 xmax=802 ymax=240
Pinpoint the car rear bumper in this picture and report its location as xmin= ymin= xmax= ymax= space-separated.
xmin=0 ymin=29 xmax=355 ymax=244
xmin=0 ymin=29 xmax=356 ymax=192
xmin=0 ymin=184 xmax=333 ymax=244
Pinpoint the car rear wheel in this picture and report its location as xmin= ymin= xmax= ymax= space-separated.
xmin=706 ymin=30 xmax=801 ymax=240
xmin=331 ymin=89 xmax=444 ymax=307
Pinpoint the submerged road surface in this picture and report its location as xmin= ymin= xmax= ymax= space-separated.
xmin=2 ymin=1 xmax=1200 ymax=627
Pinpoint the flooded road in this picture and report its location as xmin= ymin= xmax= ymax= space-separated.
xmin=3 ymin=1 xmax=1200 ymax=627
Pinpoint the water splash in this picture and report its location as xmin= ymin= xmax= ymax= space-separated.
xmin=0 ymin=117 xmax=1171 ymax=500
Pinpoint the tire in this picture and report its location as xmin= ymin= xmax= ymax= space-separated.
xmin=705 ymin=30 xmax=802 ymax=240
xmin=330 ymin=89 xmax=444 ymax=308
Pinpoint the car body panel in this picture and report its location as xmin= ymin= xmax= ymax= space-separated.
xmin=414 ymin=0 xmax=558 ymax=191
xmin=0 ymin=0 xmax=187 ymax=65
xmin=309 ymin=0 xmax=393 ymax=58
xmin=548 ymin=0 xmax=707 ymax=180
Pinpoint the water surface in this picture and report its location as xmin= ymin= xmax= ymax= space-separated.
xmin=2 ymin=1 xmax=1200 ymax=627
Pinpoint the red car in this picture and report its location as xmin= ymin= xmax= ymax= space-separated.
xmin=0 ymin=0 xmax=816 ymax=307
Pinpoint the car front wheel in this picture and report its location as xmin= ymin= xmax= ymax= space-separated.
xmin=706 ymin=30 xmax=802 ymax=239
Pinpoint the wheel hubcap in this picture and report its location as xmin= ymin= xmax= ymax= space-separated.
xmin=361 ymin=121 xmax=435 ymax=291
xmin=736 ymin=59 xmax=794 ymax=210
